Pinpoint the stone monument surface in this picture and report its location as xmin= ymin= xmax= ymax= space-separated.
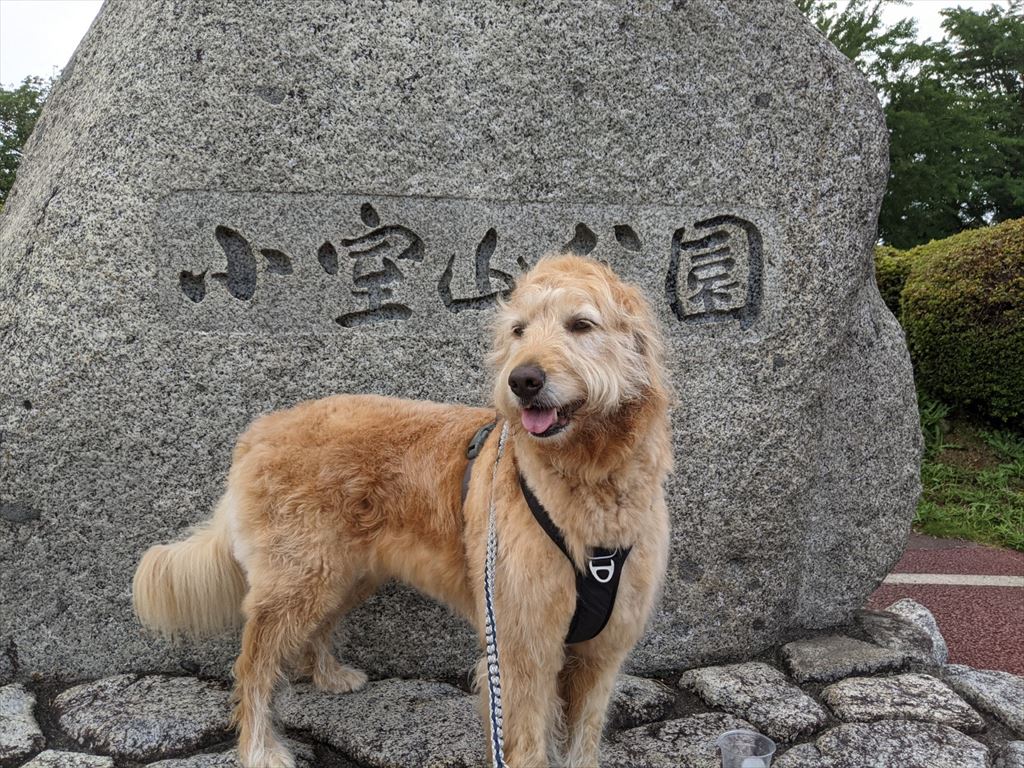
xmin=0 ymin=0 xmax=921 ymax=680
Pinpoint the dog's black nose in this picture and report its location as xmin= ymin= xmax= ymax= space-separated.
xmin=508 ymin=365 xmax=546 ymax=400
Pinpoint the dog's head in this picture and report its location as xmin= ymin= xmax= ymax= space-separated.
xmin=491 ymin=254 xmax=667 ymax=446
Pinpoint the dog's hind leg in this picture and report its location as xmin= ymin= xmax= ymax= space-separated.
xmin=232 ymin=569 xmax=351 ymax=768
xmin=297 ymin=576 xmax=380 ymax=694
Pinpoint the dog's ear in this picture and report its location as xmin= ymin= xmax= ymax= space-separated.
xmin=611 ymin=282 xmax=659 ymax=357
xmin=609 ymin=279 xmax=669 ymax=402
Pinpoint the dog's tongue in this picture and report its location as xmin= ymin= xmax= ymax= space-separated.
xmin=521 ymin=407 xmax=558 ymax=435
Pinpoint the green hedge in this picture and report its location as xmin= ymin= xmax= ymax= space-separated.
xmin=899 ymin=218 xmax=1024 ymax=423
xmin=874 ymin=245 xmax=914 ymax=316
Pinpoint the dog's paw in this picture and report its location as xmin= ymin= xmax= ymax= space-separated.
xmin=313 ymin=663 xmax=368 ymax=694
xmin=240 ymin=739 xmax=296 ymax=768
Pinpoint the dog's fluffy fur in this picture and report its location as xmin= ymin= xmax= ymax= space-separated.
xmin=133 ymin=254 xmax=672 ymax=768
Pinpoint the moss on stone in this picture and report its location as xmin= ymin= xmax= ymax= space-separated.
xmin=900 ymin=218 xmax=1024 ymax=423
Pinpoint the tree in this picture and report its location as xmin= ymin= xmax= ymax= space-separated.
xmin=881 ymin=4 xmax=1024 ymax=247
xmin=799 ymin=1 xmax=1024 ymax=248
xmin=0 ymin=76 xmax=51 ymax=210
xmin=794 ymin=0 xmax=915 ymax=86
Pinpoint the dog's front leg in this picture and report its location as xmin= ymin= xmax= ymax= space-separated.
xmin=559 ymin=647 xmax=627 ymax=767
xmin=480 ymin=632 xmax=566 ymax=768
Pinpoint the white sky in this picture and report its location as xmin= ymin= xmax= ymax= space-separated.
xmin=0 ymin=0 xmax=1015 ymax=87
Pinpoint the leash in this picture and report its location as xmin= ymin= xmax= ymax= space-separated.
xmin=472 ymin=418 xmax=629 ymax=766
xmin=484 ymin=421 xmax=510 ymax=768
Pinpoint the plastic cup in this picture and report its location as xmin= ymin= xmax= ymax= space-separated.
xmin=716 ymin=729 xmax=777 ymax=768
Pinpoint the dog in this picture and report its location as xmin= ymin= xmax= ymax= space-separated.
xmin=132 ymin=253 xmax=672 ymax=768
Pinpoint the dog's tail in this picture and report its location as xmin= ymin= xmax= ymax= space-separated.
xmin=132 ymin=493 xmax=247 ymax=638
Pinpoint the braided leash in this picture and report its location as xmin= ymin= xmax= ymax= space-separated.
xmin=484 ymin=421 xmax=510 ymax=768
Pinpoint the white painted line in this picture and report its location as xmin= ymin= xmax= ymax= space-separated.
xmin=884 ymin=573 xmax=1024 ymax=587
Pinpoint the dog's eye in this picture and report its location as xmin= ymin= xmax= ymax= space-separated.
xmin=570 ymin=318 xmax=595 ymax=333
xmin=512 ymin=324 xmax=525 ymax=337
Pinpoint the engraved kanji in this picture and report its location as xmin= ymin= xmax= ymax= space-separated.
xmin=438 ymin=228 xmax=521 ymax=313
xmin=666 ymin=215 xmax=763 ymax=328
xmin=334 ymin=203 xmax=424 ymax=327
xmin=179 ymin=225 xmax=292 ymax=303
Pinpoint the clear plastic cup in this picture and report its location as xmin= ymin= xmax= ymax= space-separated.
xmin=716 ymin=729 xmax=777 ymax=768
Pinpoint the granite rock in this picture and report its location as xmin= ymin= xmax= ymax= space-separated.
xmin=944 ymin=665 xmax=1024 ymax=738
xmin=0 ymin=648 xmax=12 ymax=684
xmin=603 ymin=712 xmax=754 ymax=768
xmin=277 ymin=679 xmax=485 ymax=767
xmin=0 ymin=683 xmax=45 ymax=763
xmin=855 ymin=608 xmax=940 ymax=665
xmin=607 ymin=674 xmax=677 ymax=731
xmin=54 ymin=675 xmax=231 ymax=761
xmin=775 ymin=720 xmax=989 ymax=768
xmin=146 ymin=740 xmax=316 ymax=768
xmin=773 ymin=743 xmax=822 ymax=768
xmin=21 ymin=752 xmax=114 ymax=768
xmin=678 ymin=662 xmax=827 ymax=742
xmin=886 ymin=597 xmax=949 ymax=664
xmin=782 ymin=635 xmax=908 ymax=683
xmin=0 ymin=0 xmax=918 ymax=680
xmin=997 ymin=741 xmax=1024 ymax=768
xmin=821 ymin=672 xmax=985 ymax=731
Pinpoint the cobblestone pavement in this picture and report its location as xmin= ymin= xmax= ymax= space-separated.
xmin=2 ymin=599 xmax=1023 ymax=767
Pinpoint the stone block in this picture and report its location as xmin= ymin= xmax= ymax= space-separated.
xmin=54 ymin=675 xmax=231 ymax=762
xmin=776 ymin=721 xmax=989 ymax=768
xmin=0 ymin=0 xmax=919 ymax=679
xmin=944 ymin=665 xmax=1024 ymax=738
xmin=821 ymin=672 xmax=984 ymax=731
xmin=856 ymin=608 xmax=941 ymax=665
xmin=146 ymin=740 xmax=317 ymax=768
xmin=21 ymin=752 xmax=114 ymax=768
xmin=276 ymin=679 xmax=485 ymax=768
xmin=0 ymin=683 xmax=45 ymax=764
xmin=608 ymin=674 xmax=677 ymax=731
xmin=885 ymin=597 xmax=949 ymax=664
xmin=782 ymin=635 xmax=908 ymax=684
xmin=678 ymin=662 xmax=827 ymax=742
xmin=996 ymin=741 xmax=1024 ymax=768
xmin=603 ymin=712 xmax=754 ymax=768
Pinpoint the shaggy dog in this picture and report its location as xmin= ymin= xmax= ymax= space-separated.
xmin=132 ymin=254 xmax=672 ymax=768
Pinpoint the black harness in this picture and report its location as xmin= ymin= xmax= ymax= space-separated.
xmin=463 ymin=421 xmax=631 ymax=644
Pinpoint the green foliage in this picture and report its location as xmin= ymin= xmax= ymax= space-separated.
xmin=915 ymin=416 xmax=1024 ymax=552
xmin=798 ymin=1 xmax=1024 ymax=248
xmin=880 ymin=5 xmax=1024 ymax=248
xmin=794 ymin=0 xmax=915 ymax=83
xmin=0 ymin=76 xmax=51 ymax=207
xmin=873 ymin=244 xmax=913 ymax=315
xmin=918 ymin=394 xmax=952 ymax=460
xmin=900 ymin=217 xmax=1024 ymax=423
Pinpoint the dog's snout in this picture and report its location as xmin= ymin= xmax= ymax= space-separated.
xmin=508 ymin=365 xmax=546 ymax=400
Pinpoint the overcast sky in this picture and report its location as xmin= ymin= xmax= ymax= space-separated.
xmin=0 ymin=0 xmax=1015 ymax=87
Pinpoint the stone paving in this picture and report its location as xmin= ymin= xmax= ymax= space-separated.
xmin=2 ymin=600 xmax=1022 ymax=767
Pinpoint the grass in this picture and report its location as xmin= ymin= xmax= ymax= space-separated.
xmin=914 ymin=395 xmax=1024 ymax=552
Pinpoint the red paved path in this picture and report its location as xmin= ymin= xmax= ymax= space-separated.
xmin=868 ymin=534 xmax=1024 ymax=676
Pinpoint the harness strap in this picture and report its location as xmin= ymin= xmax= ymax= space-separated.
xmin=462 ymin=420 xmax=497 ymax=505
xmin=462 ymin=420 xmax=631 ymax=647
xmin=517 ymin=476 xmax=572 ymax=561
xmin=518 ymin=476 xmax=632 ymax=644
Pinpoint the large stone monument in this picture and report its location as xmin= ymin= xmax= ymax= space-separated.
xmin=0 ymin=0 xmax=920 ymax=681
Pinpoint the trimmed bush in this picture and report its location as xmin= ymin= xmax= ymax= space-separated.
xmin=900 ymin=218 xmax=1024 ymax=423
xmin=874 ymin=245 xmax=914 ymax=316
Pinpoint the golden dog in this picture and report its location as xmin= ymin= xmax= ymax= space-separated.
xmin=132 ymin=254 xmax=672 ymax=768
